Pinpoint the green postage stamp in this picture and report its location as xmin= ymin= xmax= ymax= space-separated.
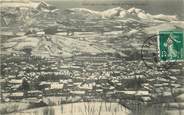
xmin=159 ymin=31 xmax=184 ymax=61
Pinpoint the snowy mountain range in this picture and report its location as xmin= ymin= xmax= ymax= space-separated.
xmin=1 ymin=0 xmax=179 ymax=26
xmin=1 ymin=1 xmax=183 ymax=58
xmin=68 ymin=7 xmax=178 ymax=21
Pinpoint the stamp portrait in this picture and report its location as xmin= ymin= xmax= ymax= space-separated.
xmin=159 ymin=31 xmax=184 ymax=61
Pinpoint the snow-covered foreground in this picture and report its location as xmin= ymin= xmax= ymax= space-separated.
xmin=8 ymin=102 xmax=131 ymax=115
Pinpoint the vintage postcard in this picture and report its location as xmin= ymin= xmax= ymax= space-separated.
xmin=0 ymin=0 xmax=184 ymax=115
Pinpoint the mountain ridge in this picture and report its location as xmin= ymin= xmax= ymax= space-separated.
xmin=67 ymin=7 xmax=178 ymax=21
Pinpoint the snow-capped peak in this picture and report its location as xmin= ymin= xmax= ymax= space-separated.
xmin=100 ymin=7 xmax=125 ymax=18
xmin=69 ymin=7 xmax=126 ymax=18
xmin=68 ymin=7 xmax=178 ymax=21
xmin=128 ymin=7 xmax=145 ymax=14
xmin=69 ymin=8 xmax=99 ymax=14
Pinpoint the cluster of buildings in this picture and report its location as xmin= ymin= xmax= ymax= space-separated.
xmin=0 ymin=52 xmax=153 ymax=104
xmin=1 ymin=50 xmax=183 ymax=110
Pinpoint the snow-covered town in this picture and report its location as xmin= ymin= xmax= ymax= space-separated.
xmin=0 ymin=0 xmax=184 ymax=115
